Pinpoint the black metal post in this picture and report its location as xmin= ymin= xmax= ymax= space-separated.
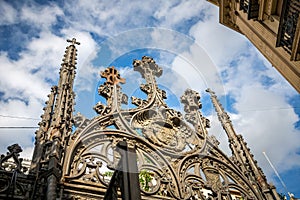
xmin=104 ymin=141 xmax=141 ymax=200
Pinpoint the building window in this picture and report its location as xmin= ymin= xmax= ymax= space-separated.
xmin=240 ymin=0 xmax=259 ymax=20
xmin=276 ymin=0 xmax=300 ymax=60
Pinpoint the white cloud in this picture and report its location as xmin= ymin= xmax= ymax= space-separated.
xmin=231 ymin=85 xmax=300 ymax=173
xmin=20 ymin=2 xmax=63 ymax=29
xmin=0 ymin=32 xmax=67 ymax=157
xmin=61 ymin=0 xmax=211 ymax=36
xmin=20 ymin=146 xmax=35 ymax=160
xmin=155 ymin=0 xmax=209 ymax=28
xmin=0 ymin=1 xmax=18 ymax=25
xmin=171 ymin=43 xmax=224 ymax=95
xmin=0 ymin=97 xmax=42 ymax=158
xmin=189 ymin=5 xmax=249 ymax=67
xmin=62 ymin=0 xmax=159 ymax=35
xmin=0 ymin=53 xmax=49 ymax=100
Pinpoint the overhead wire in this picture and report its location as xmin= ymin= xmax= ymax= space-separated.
xmin=0 ymin=114 xmax=40 ymax=120
xmin=236 ymin=106 xmax=300 ymax=113
xmin=0 ymin=127 xmax=39 ymax=129
xmin=0 ymin=114 xmax=40 ymax=129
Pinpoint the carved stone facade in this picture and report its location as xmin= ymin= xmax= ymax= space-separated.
xmin=0 ymin=40 xmax=281 ymax=199
xmin=207 ymin=0 xmax=300 ymax=93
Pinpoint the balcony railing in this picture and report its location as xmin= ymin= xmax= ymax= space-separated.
xmin=240 ymin=0 xmax=259 ymax=20
xmin=276 ymin=0 xmax=300 ymax=60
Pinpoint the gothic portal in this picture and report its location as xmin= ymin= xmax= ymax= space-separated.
xmin=0 ymin=39 xmax=281 ymax=200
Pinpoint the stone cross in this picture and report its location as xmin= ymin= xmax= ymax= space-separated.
xmin=67 ymin=38 xmax=80 ymax=46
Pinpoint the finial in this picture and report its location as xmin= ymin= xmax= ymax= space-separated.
xmin=180 ymin=89 xmax=201 ymax=112
xmin=206 ymin=88 xmax=231 ymax=123
xmin=205 ymin=88 xmax=215 ymax=96
xmin=100 ymin=66 xmax=126 ymax=85
xmin=133 ymin=56 xmax=163 ymax=78
xmin=67 ymin=38 xmax=80 ymax=46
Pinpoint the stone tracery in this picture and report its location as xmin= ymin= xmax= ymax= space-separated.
xmin=60 ymin=55 xmax=279 ymax=199
xmin=0 ymin=41 xmax=281 ymax=200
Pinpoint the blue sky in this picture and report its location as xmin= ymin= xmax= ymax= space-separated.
xmin=0 ymin=0 xmax=299 ymax=197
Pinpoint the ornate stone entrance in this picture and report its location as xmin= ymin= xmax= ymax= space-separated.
xmin=0 ymin=40 xmax=280 ymax=200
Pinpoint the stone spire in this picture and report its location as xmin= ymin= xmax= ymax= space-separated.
xmin=48 ymin=38 xmax=79 ymax=141
xmin=30 ymin=38 xmax=79 ymax=199
xmin=206 ymin=88 xmax=274 ymax=197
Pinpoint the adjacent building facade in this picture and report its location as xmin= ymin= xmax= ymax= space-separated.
xmin=207 ymin=0 xmax=300 ymax=92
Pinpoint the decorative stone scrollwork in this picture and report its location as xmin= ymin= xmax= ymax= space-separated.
xmin=121 ymin=93 xmax=128 ymax=104
xmin=202 ymin=163 xmax=223 ymax=194
xmin=131 ymin=96 xmax=148 ymax=108
xmin=140 ymin=83 xmax=152 ymax=94
xmin=100 ymin=66 xmax=125 ymax=85
xmin=0 ymin=144 xmax=33 ymax=199
xmin=60 ymin=56 xmax=277 ymax=200
xmin=93 ymin=102 xmax=111 ymax=115
xmin=181 ymin=89 xmax=202 ymax=111
xmin=73 ymin=112 xmax=90 ymax=132
xmin=94 ymin=66 xmax=127 ymax=117
xmin=63 ymin=194 xmax=99 ymax=200
xmin=133 ymin=56 xmax=163 ymax=78
xmin=208 ymin=135 xmax=220 ymax=147
xmin=0 ymin=40 xmax=278 ymax=199
xmin=0 ymin=144 xmax=27 ymax=173
xmin=98 ymin=83 xmax=112 ymax=99
xmin=70 ymin=154 xmax=113 ymax=186
xmin=131 ymin=108 xmax=199 ymax=152
xmin=181 ymin=89 xmax=210 ymax=136
xmin=130 ymin=56 xmax=167 ymax=108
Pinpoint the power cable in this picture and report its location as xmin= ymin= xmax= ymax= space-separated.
xmin=0 ymin=126 xmax=39 ymax=129
xmin=0 ymin=114 xmax=40 ymax=120
xmin=237 ymin=107 xmax=300 ymax=112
